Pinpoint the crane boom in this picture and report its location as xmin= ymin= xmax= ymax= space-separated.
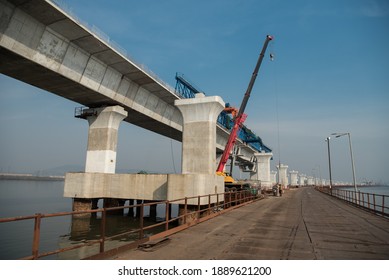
xmin=216 ymin=35 xmax=273 ymax=174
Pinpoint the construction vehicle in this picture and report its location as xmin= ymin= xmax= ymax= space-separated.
xmin=216 ymin=35 xmax=273 ymax=188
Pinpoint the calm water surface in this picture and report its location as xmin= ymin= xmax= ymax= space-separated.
xmin=338 ymin=185 xmax=389 ymax=196
xmin=0 ymin=179 xmax=171 ymax=260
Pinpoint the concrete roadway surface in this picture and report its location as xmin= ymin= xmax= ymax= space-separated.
xmin=109 ymin=187 xmax=389 ymax=260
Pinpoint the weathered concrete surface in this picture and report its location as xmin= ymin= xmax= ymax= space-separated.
xmin=109 ymin=187 xmax=389 ymax=260
xmin=277 ymin=164 xmax=288 ymax=188
xmin=175 ymin=93 xmax=225 ymax=175
xmin=85 ymin=105 xmax=127 ymax=173
xmin=250 ymin=152 xmax=273 ymax=189
xmin=64 ymin=172 xmax=224 ymax=205
xmin=289 ymin=170 xmax=298 ymax=187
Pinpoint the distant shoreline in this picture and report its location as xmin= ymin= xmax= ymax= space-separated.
xmin=0 ymin=173 xmax=64 ymax=181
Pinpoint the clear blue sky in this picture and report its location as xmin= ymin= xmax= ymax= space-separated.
xmin=1 ymin=0 xmax=388 ymax=184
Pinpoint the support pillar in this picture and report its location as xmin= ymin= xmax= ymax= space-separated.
xmin=149 ymin=203 xmax=157 ymax=221
xmin=299 ymin=174 xmax=306 ymax=186
xmin=174 ymin=93 xmax=225 ymax=224
xmin=127 ymin=199 xmax=134 ymax=217
xmin=175 ymin=93 xmax=225 ymax=174
xmin=277 ymin=164 xmax=288 ymax=188
xmin=250 ymin=152 xmax=273 ymax=190
xmin=270 ymin=171 xmax=277 ymax=186
xmin=72 ymin=105 xmax=127 ymax=213
xmin=85 ymin=105 xmax=128 ymax=173
xmin=103 ymin=198 xmax=126 ymax=215
xmin=289 ymin=170 xmax=299 ymax=187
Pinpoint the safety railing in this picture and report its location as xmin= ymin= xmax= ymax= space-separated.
xmin=0 ymin=189 xmax=262 ymax=260
xmin=316 ymin=186 xmax=389 ymax=218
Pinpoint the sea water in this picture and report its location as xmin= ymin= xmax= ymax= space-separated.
xmin=0 ymin=179 xmax=170 ymax=259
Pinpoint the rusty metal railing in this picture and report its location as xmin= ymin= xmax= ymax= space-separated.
xmin=0 ymin=189 xmax=262 ymax=260
xmin=316 ymin=186 xmax=389 ymax=218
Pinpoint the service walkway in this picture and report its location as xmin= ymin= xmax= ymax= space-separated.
xmin=107 ymin=187 xmax=389 ymax=260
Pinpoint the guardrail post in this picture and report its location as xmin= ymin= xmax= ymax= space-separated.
xmin=32 ymin=213 xmax=42 ymax=259
xmin=367 ymin=194 xmax=370 ymax=210
xmin=208 ymin=194 xmax=211 ymax=214
xmin=184 ymin=197 xmax=188 ymax=224
xmin=382 ymin=196 xmax=385 ymax=216
xmin=197 ymin=196 xmax=201 ymax=215
xmin=100 ymin=208 xmax=106 ymax=253
xmin=165 ymin=201 xmax=169 ymax=231
xmin=139 ymin=204 xmax=144 ymax=240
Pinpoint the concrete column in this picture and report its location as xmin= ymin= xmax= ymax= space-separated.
xmin=299 ymin=174 xmax=306 ymax=186
xmin=174 ymin=94 xmax=224 ymax=223
xmin=289 ymin=170 xmax=298 ymax=187
xmin=103 ymin=198 xmax=125 ymax=215
xmin=175 ymin=93 xmax=225 ymax=174
xmin=277 ymin=164 xmax=288 ymax=188
xmin=85 ymin=105 xmax=128 ymax=174
xmin=270 ymin=171 xmax=277 ymax=185
xmin=250 ymin=152 xmax=273 ymax=190
xmin=72 ymin=105 xmax=127 ymax=214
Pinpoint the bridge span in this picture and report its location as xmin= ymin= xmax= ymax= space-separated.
xmin=0 ymin=0 xmax=270 ymax=162
xmin=0 ymin=0 xmax=275 ymax=210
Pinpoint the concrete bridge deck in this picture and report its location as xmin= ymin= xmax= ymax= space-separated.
xmin=107 ymin=187 xmax=389 ymax=260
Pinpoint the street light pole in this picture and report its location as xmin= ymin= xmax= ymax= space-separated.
xmin=347 ymin=133 xmax=357 ymax=192
xmin=325 ymin=137 xmax=333 ymax=193
xmin=332 ymin=132 xmax=358 ymax=192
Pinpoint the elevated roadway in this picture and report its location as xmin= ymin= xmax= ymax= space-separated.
xmin=0 ymin=0 xmax=270 ymax=169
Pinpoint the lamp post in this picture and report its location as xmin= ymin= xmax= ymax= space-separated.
xmin=331 ymin=132 xmax=358 ymax=192
xmin=325 ymin=137 xmax=332 ymax=193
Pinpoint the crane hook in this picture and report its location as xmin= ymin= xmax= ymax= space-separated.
xmin=270 ymin=53 xmax=275 ymax=61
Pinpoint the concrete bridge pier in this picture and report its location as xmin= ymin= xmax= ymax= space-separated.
xmin=84 ymin=105 xmax=128 ymax=174
xmin=289 ymin=170 xmax=299 ymax=187
xmin=249 ymin=152 xmax=273 ymax=190
xmin=174 ymin=93 xmax=225 ymax=223
xmin=72 ymin=105 xmax=128 ymax=214
xmin=175 ymin=93 xmax=225 ymax=175
xmin=277 ymin=164 xmax=289 ymax=189
xmin=103 ymin=198 xmax=126 ymax=215
xmin=299 ymin=174 xmax=307 ymax=186
xmin=270 ymin=170 xmax=277 ymax=186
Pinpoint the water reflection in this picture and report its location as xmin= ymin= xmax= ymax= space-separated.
xmin=0 ymin=180 xmax=181 ymax=260
xmin=57 ymin=204 xmax=178 ymax=259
